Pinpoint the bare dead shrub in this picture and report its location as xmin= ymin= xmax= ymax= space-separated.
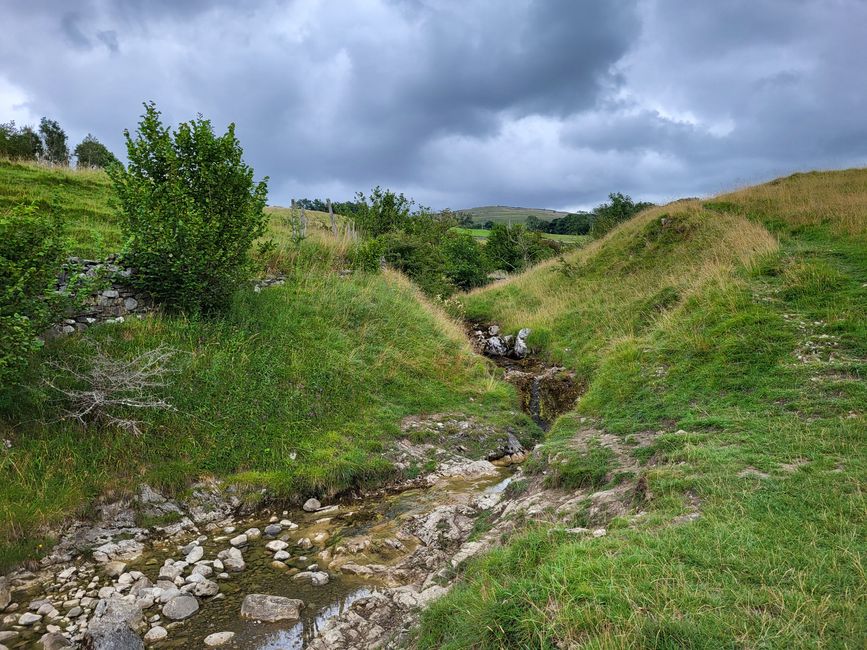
xmin=45 ymin=343 xmax=178 ymax=435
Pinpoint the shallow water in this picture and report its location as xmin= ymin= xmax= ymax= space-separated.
xmin=138 ymin=469 xmax=512 ymax=648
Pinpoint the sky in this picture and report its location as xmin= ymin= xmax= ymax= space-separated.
xmin=2 ymin=0 xmax=865 ymax=211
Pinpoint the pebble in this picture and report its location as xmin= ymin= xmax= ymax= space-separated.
xmin=229 ymin=534 xmax=248 ymax=547
xmin=185 ymin=546 xmax=204 ymax=564
xmin=204 ymin=631 xmax=235 ymax=646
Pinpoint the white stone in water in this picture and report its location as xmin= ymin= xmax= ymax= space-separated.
xmin=265 ymin=540 xmax=288 ymax=552
xmin=204 ymin=631 xmax=235 ymax=646
xmin=191 ymin=564 xmax=213 ymax=578
xmin=296 ymin=537 xmax=312 ymax=550
xmin=244 ymin=528 xmax=261 ymax=540
xmin=292 ymin=571 xmax=329 ymax=586
xmin=162 ymin=594 xmax=199 ymax=620
xmin=273 ymin=550 xmax=290 ymax=561
xmin=213 ymin=559 xmax=224 ymax=571
xmin=216 ymin=547 xmax=245 ymax=572
xmin=143 ymin=626 xmax=168 ymax=642
xmin=192 ymin=579 xmax=219 ymax=597
xmin=240 ymin=594 xmax=304 ymax=623
xmin=185 ymin=546 xmax=204 ymax=564
xmin=18 ymin=612 xmax=41 ymax=625
xmin=229 ymin=534 xmax=248 ymax=547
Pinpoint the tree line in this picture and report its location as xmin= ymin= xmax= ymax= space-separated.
xmin=0 ymin=118 xmax=117 ymax=168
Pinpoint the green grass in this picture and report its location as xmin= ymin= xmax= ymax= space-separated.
xmin=451 ymin=227 xmax=588 ymax=245
xmin=418 ymin=170 xmax=867 ymax=648
xmin=0 ymin=162 xmax=535 ymax=570
xmin=456 ymin=205 xmax=572 ymax=225
xmin=0 ymin=159 xmax=120 ymax=257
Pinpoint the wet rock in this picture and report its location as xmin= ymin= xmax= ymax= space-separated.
xmin=40 ymin=633 xmax=72 ymax=649
xmin=162 ymin=594 xmax=199 ymax=620
xmin=19 ymin=612 xmax=42 ymax=625
xmin=104 ymin=561 xmax=127 ymax=577
xmin=204 ymin=631 xmax=235 ymax=646
xmin=265 ymin=540 xmax=288 ymax=552
xmin=93 ymin=539 xmax=144 ymax=563
xmin=84 ymin=596 xmax=144 ymax=650
xmin=184 ymin=545 xmax=204 ymax=564
xmin=240 ymin=594 xmax=304 ymax=623
xmin=273 ymin=550 xmax=290 ymax=561
xmin=244 ymin=528 xmax=261 ymax=540
xmin=264 ymin=524 xmax=282 ymax=536
xmin=229 ymin=533 xmax=248 ymax=547
xmin=216 ymin=548 xmax=245 ymax=572
xmin=192 ymin=579 xmax=219 ymax=597
xmin=293 ymin=571 xmax=329 ymax=586
xmin=296 ymin=537 xmax=312 ymax=550
xmin=484 ymin=336 xmax=508 ymax=356
xmin=0 ymin=632 xmax=17 ymax=643
xmin=303 ymin=498 xmax=321 ymax=512
xmin=339 ymin=563 xmax=372 ymax=576
xmin=142 ymin=626 xmax=167 ymax=643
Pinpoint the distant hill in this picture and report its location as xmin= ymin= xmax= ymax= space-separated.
xmin=455 ymin=205 xmax=572 ymax=224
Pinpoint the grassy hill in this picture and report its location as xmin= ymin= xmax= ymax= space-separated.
xmin=418 ymin=169 xmax=867 ymax=647
xmin=0 ymin=161 xmax=534 ymax=569
xmin=457 ymin=205 xmax=572 ymax=225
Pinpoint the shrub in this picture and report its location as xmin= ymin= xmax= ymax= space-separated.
xmin=0 ymin=203 xmax=66 ymax=389
xmin=109 ymin=102 xmax=269 ymax=313
xmin=441 ymin=231 xmax=488 ymax=289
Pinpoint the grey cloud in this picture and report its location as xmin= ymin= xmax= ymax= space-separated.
xmin=0 ymin=0 xmax=864 ymax=210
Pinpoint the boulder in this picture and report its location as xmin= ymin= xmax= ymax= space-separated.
xmin=484 ymin=336 xmax=508 ymax=356
xmin=40 ymin=633 xmax=72 ymax=649
xmin=240 ymin=594 xmax=304 ymax=623
xmin=162 ymin=595 xmax=199 ymax=620
xmin=191 ymin=579 xmax=219 ymax=597
xmin=302 ymin=498 xmax=321 ymax=512
xmin=184 ymin=545 xmax=204 ymax=564
xmin=142 ymin=626 xmax=167 ymax=643
xmin=84 ymin=596 xmax=144 ymax=650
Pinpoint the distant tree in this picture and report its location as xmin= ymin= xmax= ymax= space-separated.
xmin=39 ymin=118 xmax=69 ymax=165
xmin=109 ymin=102 xmax=269 ymax=313
xmin=74 ymin=134 xmax=117 ymax=168
xmin=525 ymin=215 xmax=546 ymax=232
xmin=590 ymin=193 xmax=654 ymax=237
xmin=482 ymin=220 xmax=495 ymax=230
xmin=485 ymin=223 xmax=557 ymax=272
xmin=548 ymin=212 xmax=593 ymax=235
xmin=454 ymin=211 xmax=475 ymax=227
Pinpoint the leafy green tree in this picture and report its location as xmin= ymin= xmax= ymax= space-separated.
xmin=525 ymin=215 xmax=547 ymax=232
xmin=109 ymin=102 xmax=269 ymax=313
xmin=0 ymin=203 xmax=66 ymax=389
xmin=590 ymin=193 xmax=654 ymax=237
xmin=0 ymin=122 xmax=44 ymax=160
xmin=74 ymin=134 xmax=117 ymax=168
xmin=441 ymin=231 xmax=488 ymax=290
xmin=485 ymin=223 xmax=557 ymax=273
xmin=39 ymin=118 xmax=69 ymax=165
xmin=353 ymin=186 xmax=414 ymax=236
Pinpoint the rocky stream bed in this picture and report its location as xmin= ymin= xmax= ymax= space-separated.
xmin=0 ymin=324 xmax=626 ymax=650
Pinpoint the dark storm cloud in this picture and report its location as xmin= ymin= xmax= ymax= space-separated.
xmin=1 ymin=0 xmax=864 ymax=209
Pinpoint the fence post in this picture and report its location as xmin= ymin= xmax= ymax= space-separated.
xmin=327 ymin=198 xmax=337 ymax=237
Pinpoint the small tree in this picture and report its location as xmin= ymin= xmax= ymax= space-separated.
xmin=0 ymin=122 xmax=44 ymax=160
xmin=353 ymin=186 xmax=414 ymax=236
xmin=74 ymin=134 xmax=117 ymax=168
xmin=0 ymin=203 xmax=66 ymax=388
xmin=590 ymin=193 xmax=654 ymax=237
xmin=441 ymin=231 xmax=488 ymax=290
xmin=109 ymin=102 xmax=269 ymax=313
xmin=39 ymin=118 xmax=69 ymax=165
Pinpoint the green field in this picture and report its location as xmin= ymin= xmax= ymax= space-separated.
xmin=419 ymin=169 xmax=867 ymax=648
xmin=452 ymin=226 xmax=588 ymax=245
xmin=457 ymin=204 xmax=572 ymax=225
xmin=0 ymin=161 xmax=535 ymax=570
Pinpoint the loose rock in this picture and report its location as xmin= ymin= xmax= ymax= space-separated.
xmin=162 ymin=594 xmax=199 ymax=620
xmin=240 ymin=594 xmax=304 ymax=623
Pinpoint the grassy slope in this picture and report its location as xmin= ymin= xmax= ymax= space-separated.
xmin=458 ymin=205 xmax=572 ymax=224
xmin=419 ymin=170 xmax=866 ymax=648
xmin=0 ymin=163 xmax=534 ymax=570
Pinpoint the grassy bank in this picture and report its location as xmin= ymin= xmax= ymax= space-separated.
xmin=0 ymin=162 xmax=535 ymax=570
xmin=418 ymin=170 xmax=867 ymax=647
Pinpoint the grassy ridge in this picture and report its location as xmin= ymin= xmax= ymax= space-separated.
xmin=0 ymin=163 xmax=535 ymax=570
xmin=419 ymin=170 xmax=867 ymax=647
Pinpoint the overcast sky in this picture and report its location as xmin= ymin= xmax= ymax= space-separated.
xmin=2 ymin=0 xmax=865 ymax=211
